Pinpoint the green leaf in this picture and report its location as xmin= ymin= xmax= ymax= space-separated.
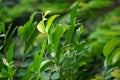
xmin=25 ymin=22 xmax=39 ymax=49
xmin=4 ymin=24 xmax=17 ymax=52
xmin=62 ymin=25 xmax=70 ymax=33
xmin=47 ymin=26 xmax=53 ymax=44
xmin=63 ymin=70 xmax=71 ymax=79
xmin=42 ymin=10 xmax=51 ymax=19
xmin=18 ymin=12 xmax=36 ymax=36
xmin=24 ymin=14 xmax=36 ymax=41
xmin=0 ymin=68 xmax=9 ymax=78
xmin=39 ymin=41 xmax=46 ymax=66
xmin=17 ymin=26 xmax=24 ymax=36
xmin=46 ymin=15 xmax=59 ymax=33
xmin=103 ymin=38 xmax=120 ymax=58
xmin=37 ymin=20 xmax=46 ymax=33
xmin=75 ymin=24 xmax=83 ymax=43
xmin=5 ymin=24 xmax=12 ymax=38
xmin=2 ymin=58 xmax=9 ymax=67
xmin=88 ymin=0 xmax=112 ymax=8
xmin=97 ymin=29 xmax=120 ymax=36
xmin=65 ymin=26 xmax=74 ymax=41
xmin=22 ymin=65 xmax=32 ymax=80
xmin=29 ymin=12 xmax=36 ymax=24
xmin=17 ymin=13 xmax=38 ymax=54
xmin=33 ymin=53 xmax=40 ymax=72
xmin=108 ymin=48 xmax=120 ymax=65
xmin=51 ymin=71 xmax=59 ymax=79
xmin=6 ymin=42 xmax=15 ymax=63
xmin=52 ymin=25 xmax=63 ymax=52
xmin=40 ymin=60 xmax=54 ymax=72
xmin=70 ymin=3 xmax=79 ymax=25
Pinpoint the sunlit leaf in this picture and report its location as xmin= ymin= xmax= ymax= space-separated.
xmin=37 ymin=21 xmax=46 ymax=33
xmin=42 ymin=10 xmax=51 ymax=19
xmin=2 ymin=58 xmax=9 ymax=67
xmin=103 ymin=38 xmax=120 ymax=58
xmin=46 ymin=15 xmax=59 ymax=33
xmin=108 ymin=48 xmax=120 ymax=65
xmin=111 ymin=68 xmax=120 ymax=79
xmin=40 ymin=60 xmax=54 ymax=72
xmin=75 ymin=24 xmax=84 ymax=43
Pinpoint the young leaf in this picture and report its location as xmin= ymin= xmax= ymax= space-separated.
xmin=75 ymin=24 xmax=83 ymax=43
xmin=37 ymin=20 xmax=46 ymax=34
xmin=42 ymin=10 xmax=51 ymax=19
xmin=24 ymin=13 xmax=36 ymax=41
xmin=47 ymin=26 xmax=53 ymax=44
xmin=18 ymin=12 xmax=36 ymax=36
xmin=103 ymin=38 xmax=120 ymax=58
xmin=46 ymin=15 xmax=59 ymax=33
xmin=29 ymin=12 xmax=36 ymax=24
xmin=2 ymin=58 xmax=9 ymax=67
xmin=6 ymin=42 xmax=15 ymax=63
xmin=108 ymin=48 xmax=120 ymax=65
xmin=70 ymin=3 xmax=79 ymax=25
xmin=65 ymin=3 xmax=78 ymax=41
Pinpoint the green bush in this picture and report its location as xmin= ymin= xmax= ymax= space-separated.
xmin=0 ymin=1 xmax=120 ymax=80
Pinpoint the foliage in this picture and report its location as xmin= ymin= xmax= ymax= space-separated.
xmin=0 ymin=0 xmax=120 ymax=80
